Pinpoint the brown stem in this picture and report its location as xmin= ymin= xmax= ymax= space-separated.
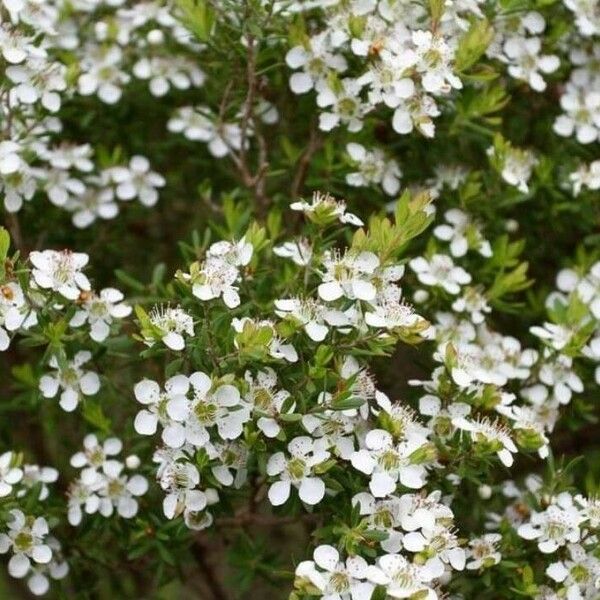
xmin=291 ymin=125 xmax=322 ymax=200
xmin=190 ymin=536 xmax=230 ymax=600
xmin=215 ymin=511 xmax=319 ymax=528
xmin=5 ymin=212 xmax=26 ymax=256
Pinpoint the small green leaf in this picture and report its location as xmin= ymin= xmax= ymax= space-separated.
xmin=454 ymin=19 xmax=494 ymax=73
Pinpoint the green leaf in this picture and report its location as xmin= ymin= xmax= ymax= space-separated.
xmin=175 ymin=0 xmax=216 ymax=43
xmin=0 ymin=227 xmax=9 ymax=262
xmin=331 ymin=397 xmax=365 ymax=411
xmin=115 ymin=269 xmax=146 ymax=292
xmin=454 ymin=19 xmax=494 ymax=73
xmin=0 ymin=227 xmax=9 ymax=280
xmin=82 ymin=401 xmax=111 ymax=434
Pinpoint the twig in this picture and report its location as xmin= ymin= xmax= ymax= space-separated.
xmin=190 ymin=536 xmax=230 ymax=600
xmin=291 ymin=125 xmax=322 ymax=199
xmin=6 ymin=212 xmax=26 ymax=256
xmin=215 ymin=511 xmax=319 ymax=528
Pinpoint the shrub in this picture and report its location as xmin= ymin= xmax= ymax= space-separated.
xmin=1 ymin=0 xmax=600 ymax=598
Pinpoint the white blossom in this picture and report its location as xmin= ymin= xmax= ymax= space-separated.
xmin=267 ymin=436 xmax=330 ymax=506
xmin=39 ymin=351 xmax=100 ymax=412
xmin=29 ymin=250 xmax=90 ymax=300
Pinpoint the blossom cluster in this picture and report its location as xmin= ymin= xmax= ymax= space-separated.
xmin=285 ymin=1 xmax=472 ymax=139
xmin=0 ymin=0 xmax=173 ymax=222
xmin=0 ymin=451 xmax=67 ymax=596
xmin=1 ymin=0 xmax=600 ymax=596
xmin=67 ymin=434 xmax=148 ymax=525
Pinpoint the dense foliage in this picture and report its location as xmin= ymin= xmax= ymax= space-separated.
xmin=1 ymin=0 xmax=600 ymax=598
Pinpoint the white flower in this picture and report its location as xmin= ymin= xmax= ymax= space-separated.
xmin=0 ymin=141 xmax=24 ymax=176
xmin=39 ymin=351 xmax=100 ymax=412
xmin=433 ymin=209 xmax=491 ymax=258
xmin=43 ymin=144 xmax=94 ymax=173
xmin=23 ymin=537 xmax=69 ymax=597
xmin=6 ymin=58 xmax=67 ymax=111
xmin=29 ymin=250 xmax=90 ymax=300
xmin=452 ymin=416 xmax=517 ymax=467
xmin=374 ymin=394 xmax=430 ymax=442
xmin=97 ymin=464 xmax=148 ymax=519
xmin=418 ymin=395 xmax=470 ymax=438
xmin=183 ymin=237 xmax=253 ymax=309
xmin=132 ymin=56 xmax=205 ymax=97
xmin=351 ymin=429 xmax=429 ymax=497
xmin=317 ymin=78 xmax=370 ymax=132
xmin=65 ymin=183 xmax=119 ymax=229
xmin=570 ymin=160 xmax=600 ymax=196
xmin=209 ymin=440 xmax=248 ymax=488
xmin=0 ymin=510 xmax=52 ymax=578
xmin=69 ymin=436 xmax=148 ymax=523
xmin=553 ymin=76 xmax=600 ymax=145
xmin=539 ymin=354 xmax=583 ymax=405
xmin=70 ymin=434 xmax=123 ymax=485
xmin=501 ymin=36 xmax=559 ymax=92
xmin=2 ymin=0 xmax=25 ymax=20
xmin=291 ymin=191 xmax=363 ymax=227
xmin=530 ymin=323 xmax=574 ymax=351
xmin=396 ymin=491 xmax=456 ymax=533
xmin=489 ymin=144 xmax=538 ymax=193
xmin=0 ymin=161 xmax=40 ymax=212
xmin=0 ymin=282 xmax=37 ymax=351
xmin=244 ymin=368 xmax=293 ymax=438
xmin=275 ymin=297 xmax=351 ymax=341
xmin=318 ymin=250 xmax=383 ymax=303
xmin=546 ymin=543 xmax=600 ymax=598
xmin=365 ymin=285 xmax=428 ymax=332
xmin=410 ymin=254 xmax=471 ymax=294
xmin=295 ymin=545 xmax=374 ymax=600
xmin=146 ymin=305 xmax=194 ymax=351
xmin=0 ymin=26 xmax=41 ymax=65
xmin=466 ymin=534 xmax=502 ymax=570
xmin=109 ymin=156 xmax=165 ymax=207
xmin=403 ymin=524 xmax=466 ymax=576
xmin=167 ymin=105 xmax=246 ymax=157
xmin=366 ymin=554 xmax=437 ymax=599
xmin=564 ymin=0 xmax=600 ymax=36
xmin=0 ymin=162 xmax=39 ymax=212
xmin=412 ymin=30 xmax=462 ymax=94
xmin=392 ymin=93 xmax=441 ymax=138
xmin=43 ymin=169 xmax=86 ymax=207
xmin=576 ymin=261 xmax=600 ymax=317
xmin=67 ymin=480 xmax=102 ymax=526
xmin=286 ymin=33 xmax=347 ymax=94
xmin=429 ymin=164 xmax=469 ymax=192
xmin=70 ymin=288 xmax=131 ymax=342
xmin=518 ymin=494 xmax=583 ymax=553
xmin=134 ymin=375 xmax=189 ymax=441
xmin=273 ymin=238 xmax=313 ymax=266
xmin=574 ymin=494 xmax=600 ymax=528
xmin=345 ymin=143 xmax=401 ymax=196
xmin=78 ymin=44 xmax=129 ymax=104
xmin=0 ymin=451 xmax=23 ymax=497
xmin=189 ymin=260 xmax=242 ymax=308
xmin=163 ymin=372 xmax=250 ymax=448
xmin=352 ymin=492 xmax=404 ymax=552
xmin=17 ymin=464 xmax=58 ymax=501
xmin=156 ymin=453 xmax=208 ymax=520
xmin=267 ymin=436 xmax=330 ymax=506
xmin=302 ymin=397 xmax=357 ymax=460
xmin=452 ymin=287 xmax=491 ymax=324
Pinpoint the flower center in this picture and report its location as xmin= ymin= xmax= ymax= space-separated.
xmin=287 ymin=457 xmax=307 ymax=481
xmin=194 ymin=401 xmax=218 ymax=425
xmin=14 ymin=531 xmax=33 ymax=552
